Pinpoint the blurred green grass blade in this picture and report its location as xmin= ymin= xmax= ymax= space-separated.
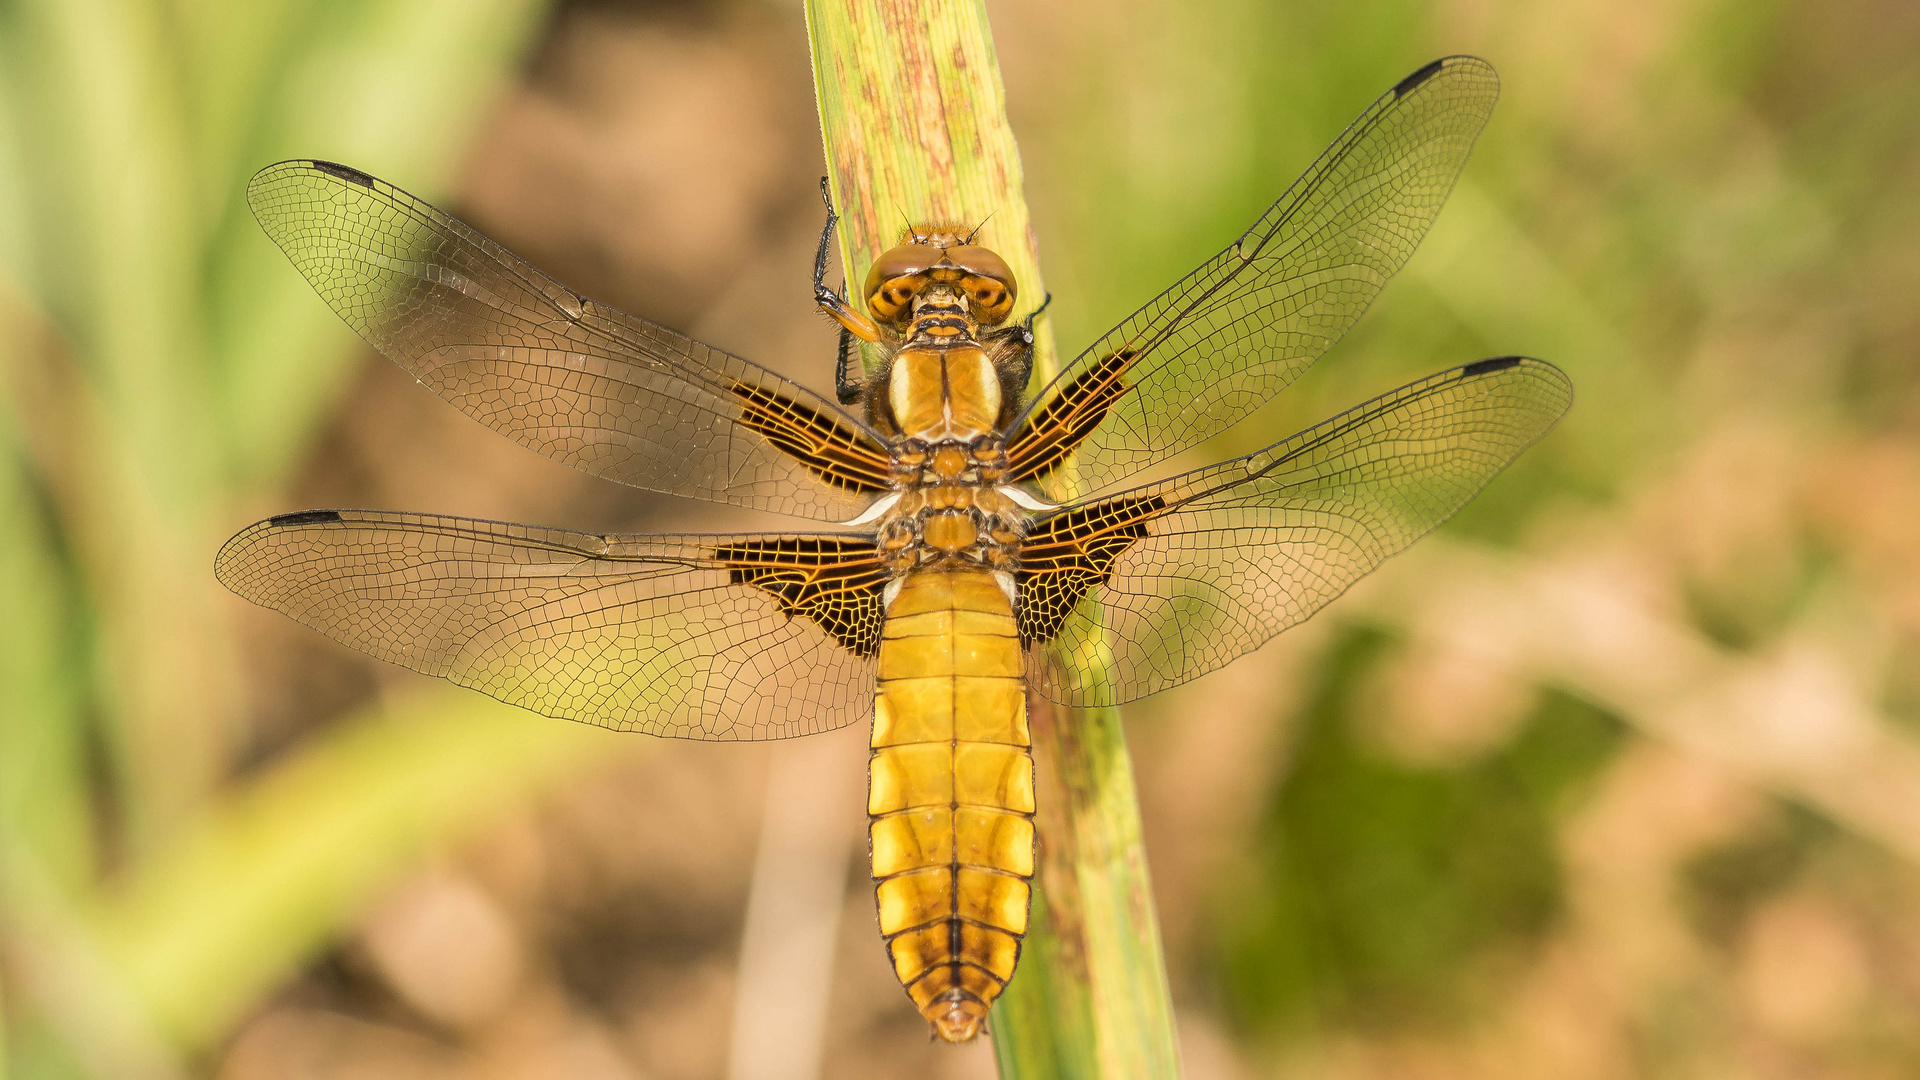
xmin=10 ymin=0 xmax=238 ymax=853
xmin=8 ymin=0 xmax=629 ymax=1068
xmin=0 ymin=847 xmax=184 ymax=1080
xmin=0 ymin=409 xmax=92 ymax=891
xmin=0 ymin=24 xmax=29 ymax=294
xmin=0 ymin=294 xmax=91 ymax=895
xmin=805 ymin=2 xmax=1180 ymax=1074
xmin=6 ymin=0 xmax=551 ymax=853
xmin=175 ymin=0 xmax=308 ymax=226
xmin=14 ymin=0 xmax=210 ymax=472
xmin=205 ymin=0 xmax=552 ymax=493
xmin=89 ymin=689 xmax=628 ymax=1050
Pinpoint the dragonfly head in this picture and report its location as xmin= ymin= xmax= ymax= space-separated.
xmin=865 ymin=228 xmax=1018 ymax=329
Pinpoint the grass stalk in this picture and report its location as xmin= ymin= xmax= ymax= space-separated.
xmin=802 ymin=3 xmax=1180 ymax=1075
xmin=91 ymin=691 xmax=622 ymax=1049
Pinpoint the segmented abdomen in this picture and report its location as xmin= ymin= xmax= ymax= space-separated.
xmin=869 ymin=566 xmax=1035 ymax=1042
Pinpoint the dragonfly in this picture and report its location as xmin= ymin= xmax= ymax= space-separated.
xmin=217 ymin=55 xmax=1571 ymax=1042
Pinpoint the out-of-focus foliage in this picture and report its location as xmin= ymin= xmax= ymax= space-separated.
xmin=3 ymin=0 xmax=1920 ymax=1076
xmin=1210 ymin=637 xmax=1625 ymax=1033
xmin=0 ymin=0 xmax=562 ymax=1073
xmin=1002 ymin=0 xmax=1920 ymax=1072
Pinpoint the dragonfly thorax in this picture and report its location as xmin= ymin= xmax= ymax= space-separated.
xmin=886 ymin=342 xmax=1003 ymax=442
xmin=877 ymin=443 xmax=1026 ymax=574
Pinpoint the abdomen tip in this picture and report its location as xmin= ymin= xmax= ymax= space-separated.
xmin=929 ymin=993 xmax=989 ymax=1043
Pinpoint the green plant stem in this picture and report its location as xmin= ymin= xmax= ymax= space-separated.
xmin=803 ymin=3 xmax=1180 ymax=1075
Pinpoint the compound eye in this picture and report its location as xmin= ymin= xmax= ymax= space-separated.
xmin=960 ymin=277 xmax=1014 ymax=324
xmin=864 ymin=243 xmax=939 ymax=314
xmin=946 ymin=244 xmax=1015 ymax=287
xmin=946 ymin=245 xmax=1018 ymax=323
xmin=869 ymin=275 xmax=926 ymax=322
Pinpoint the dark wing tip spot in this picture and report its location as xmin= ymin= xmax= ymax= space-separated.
xmin=1394 ymin=58 xmax=1448 ymax=97
xmin=1462 ymin=355 xmax=1525 ymax=377
xmin=268 ymin=509 xmax=345 ymax=527
xmin=311 ymin=160 xmax=376 ymax=188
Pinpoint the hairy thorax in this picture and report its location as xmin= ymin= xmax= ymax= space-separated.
xmin=874 ymin=285 xmax=1032 ymax=578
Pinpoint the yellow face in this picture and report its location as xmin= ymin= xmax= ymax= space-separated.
xmin=862 ymin=233 xmax=1018 ymax=327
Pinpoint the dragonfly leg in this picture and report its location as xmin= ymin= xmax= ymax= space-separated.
xmin=985 ymin=292 xmax=1050 ymax=409
xmin=835 ymin=324 xmax=865 ymax=404
xmin=814 ymin=177 xmax=884 ymax=343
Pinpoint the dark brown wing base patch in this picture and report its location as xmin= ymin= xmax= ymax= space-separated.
xmin=1004 ymin=348 xmax=1136 ymax=485
xmin=727 ymin=382 xmax=893 ymax=495
xmin=712 ymin=537 xmax=888 ymax=656
xmin=1016 ymin=495 xmax=1165 ymax=643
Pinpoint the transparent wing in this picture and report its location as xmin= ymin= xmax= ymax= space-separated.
xmin=1006 ymin=56 xmax=1502 ymax=498
xmin=1019 ymin=357 xmax=1572 ymax=706
xmin=216 ymin=510 xmax=886 ymax=739
xmin=249 ymin=161 xmax=892 ymax=522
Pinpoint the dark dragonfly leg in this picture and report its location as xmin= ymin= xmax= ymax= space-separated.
xmin=986 ymin=291 xmax=1052 ymax=411
xmin=835 ymin=324 xmax=863 ymax=405
xmin=812 ymin=176 xmax=840 ymax=309
xmin=813 ymin=177 xmax=883 ymax=355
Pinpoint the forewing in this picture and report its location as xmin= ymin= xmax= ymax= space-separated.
xmin=248 ymin=161 xmax=891 ymax=521
xmin=1006 ymin=56 xmax=1502 ymax=497
xmin=1020 ymin=357 xmax=1572 ymax=706
xmin=216 ymin=510 xmax=886 ymax=739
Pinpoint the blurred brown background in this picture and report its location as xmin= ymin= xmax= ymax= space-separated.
xmin=3 ymin=0 xmax=1919 ymax=1077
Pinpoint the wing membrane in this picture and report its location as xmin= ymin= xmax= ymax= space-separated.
xmin=216 ymin=510 xmax=885 ymax=739
xmin=1007 ymin=56 xmax=1501 ymax=496
xmin=248 ymin=161 xmax=891 ymax=521
xmin=1020 ymin=357 xmax=1572 ymax=706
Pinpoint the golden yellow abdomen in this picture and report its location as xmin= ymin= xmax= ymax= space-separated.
xmin=870 ymin=565 xmax=1034 ymax=1042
